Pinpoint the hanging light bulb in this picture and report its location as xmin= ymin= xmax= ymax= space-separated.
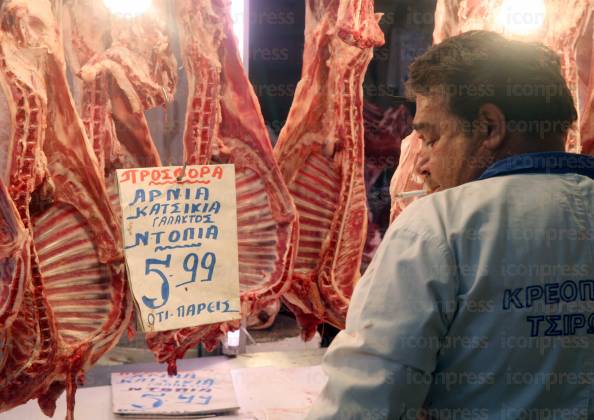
xmin=496 ymin=0 xmax=546 ymax=37
xmin=103 ymin=0 xmax=152 ymax=18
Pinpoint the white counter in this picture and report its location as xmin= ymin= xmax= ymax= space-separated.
xmin=1 ymin=349 xmax=326 ymax=420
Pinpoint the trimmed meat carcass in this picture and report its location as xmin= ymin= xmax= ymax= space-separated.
xmin=63 ymin=0 xmax=177 ymax=216
xmin=0 ymin=1 xmax=131 ymax=418
xmin=64 ymin=0 xmax=177 ymax=355
xmin=61 ymin=0 xmax=111 ymax=110
xmin=63 ymin=0 xmax=177 ymax=346
xmin=62 ymin=0 xmax=113 ymax=178
xmin=145 ymin=0 xmax=298 ymax=375
xmin=274 ymin=0 xmax=384 ymax=339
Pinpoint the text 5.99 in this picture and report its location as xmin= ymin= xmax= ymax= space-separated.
xmin=142 ymin=252 xmax=217 ymax=309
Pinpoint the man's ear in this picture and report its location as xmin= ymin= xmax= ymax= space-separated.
xmin=475 ymin=103 xmax=506 ymax=150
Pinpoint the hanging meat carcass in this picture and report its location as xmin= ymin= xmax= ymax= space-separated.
xmin=273 ymin=0 xmax=384 ymax=339
xmin=144 ymin=0 xmax=298 ymax=375
xmin=63 ymin=0 xmax=177 ymax=348
xmin=63 ymin=0 xmax=177 ymax=217
xmin=63 ymin=0 xmax=177 ymax=356
xmin=62 ymin=0 xmax=113 ymax=179
xmin=0 ymin=1 xmax=131 ymax=419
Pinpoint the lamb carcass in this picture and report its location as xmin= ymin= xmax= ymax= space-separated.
xmin=273 ymin=0 xmax=384 ymax=339
xmin=63 ymin=0 xmax=177 ymax=217
xmin=145 ymin=0 xmax=298 ymax=375
xmin=0 ymin=1 xmax=130 ymax=418
xmin=63 ymin=1 xmax=178 ymax=355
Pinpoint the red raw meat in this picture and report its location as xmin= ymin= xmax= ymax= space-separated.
xmin=0 ymin=1 xmax=130 ymax=419
xmin=274 ymin=0 xmax=384 ymax=339
xmin=64 ymin=0 xmax=178 ymax=350
xmin=64 ymin=0 xmax=177 ymax=216
xmin=145 ymin=0 xmax=298 ymax=375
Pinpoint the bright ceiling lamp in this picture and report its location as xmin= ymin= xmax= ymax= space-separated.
xmin=496 ymin=0 xmax=546 ymax=37
xmin=231 ymin=0 xmax=247 ymax=65
xmin=103 ymin=0 xmax=152 ymax=18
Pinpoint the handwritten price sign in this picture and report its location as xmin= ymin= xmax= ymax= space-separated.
xmin=111 ymin=369 xmax=239 ymax=416
xmin=116 ymin=165 xmax=241 ymax=332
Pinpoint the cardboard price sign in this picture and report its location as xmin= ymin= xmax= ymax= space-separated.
xmin=116 ymin=165 xmax=240 ymax=332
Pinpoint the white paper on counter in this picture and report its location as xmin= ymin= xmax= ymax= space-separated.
xmin=230 ymin=365 xmax=328 ymax=419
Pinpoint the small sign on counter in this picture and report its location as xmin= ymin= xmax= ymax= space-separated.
xmin=116 ymin=165 xmax=241 ymax=332
xmin=111 ymin=369 xmax=239 ymax=417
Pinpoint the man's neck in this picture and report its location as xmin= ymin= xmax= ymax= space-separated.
xmin=495 ymin=135 xmax=565 ymax=162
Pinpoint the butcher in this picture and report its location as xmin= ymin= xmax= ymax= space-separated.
xmin=307 ymin=30 xmax=594 ymax=419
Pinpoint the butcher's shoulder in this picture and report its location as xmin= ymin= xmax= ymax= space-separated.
xmin=392 ymin=176 xmax=528 ymax=242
